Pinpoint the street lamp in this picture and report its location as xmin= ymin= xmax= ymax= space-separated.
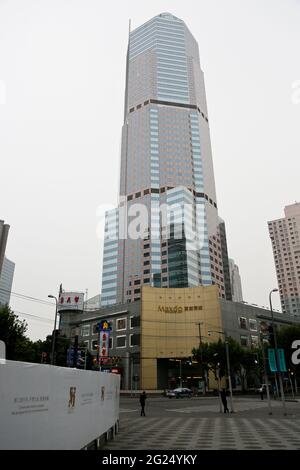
xmin=269 ymin=288 xmax=287 ymax=415
xmin=258 ymin=333 xmax=272 ymax=415
xmin=176 ymin=359 xmax=182 ymax=387
xmin=48 ymin=295 xmax=58 ymax=365
xmin=213 ymin=354 xmax=223 ymax=413
xmin=208 ymin=330 xmax=234 ymax=413
xmin=196 ymin=322 xmax=206 ymax=395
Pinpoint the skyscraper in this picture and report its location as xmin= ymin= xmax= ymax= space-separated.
xmin=101 ymin=13 xmax=226 ymax=305
xmin=268 ymin=202 xmax=300 ymax=316
xmin=0 ymin=220 xmax=10 ymax=277
xmin=218 ymin=219 xmax=232 ymax=301
xmin=228 ymin=258 xmax=243 ymax=303
xmin=0 ymin=257 xmax=15 ymax=306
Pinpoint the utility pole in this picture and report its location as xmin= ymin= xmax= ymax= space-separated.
xmin=179 ymin=359 xmax=182 ymax=388
xmin=196 ymin=322 xmax=205 ymax=394
xmin=260 ymin=332 xmax=272 ymax=415
xmin=73 ymin=334 xmax=79 ymax=368
xmin=48 ymin=295 xmax=58 ymax=365
xmin=225 ymin=338 xmax=234 ymax=413
xmin=269 ymin=288 xmax=287 ymax=416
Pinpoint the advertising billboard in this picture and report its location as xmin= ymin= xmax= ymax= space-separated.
xmin=58 ymin=292 xmax=84 ymax=312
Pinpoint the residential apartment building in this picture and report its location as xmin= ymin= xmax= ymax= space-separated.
xmin=268 ymin=202 xmax=300 ymax=316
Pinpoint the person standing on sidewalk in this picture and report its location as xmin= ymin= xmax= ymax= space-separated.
xmin=220 ymin=388 xmax=229 ymax=413
xmin=140 ymin=391 xmax=147 ymax=416
xmin=259 ymin=386 xmax=264 ymax=400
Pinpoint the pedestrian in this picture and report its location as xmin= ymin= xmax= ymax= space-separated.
xmin=220 ymin=388 xmax=229 ymax=413
xmin=140 ymin=391 xmax=147 ymax=416
xmin=259 ymin=386 xmax=264 ymax=400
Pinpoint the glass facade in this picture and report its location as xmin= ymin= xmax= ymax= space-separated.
xmin=101 ymin=13 xmax=226 ymax=305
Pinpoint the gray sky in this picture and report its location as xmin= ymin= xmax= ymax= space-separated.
xmin=1 ymin=0 xmax=299 ymax=340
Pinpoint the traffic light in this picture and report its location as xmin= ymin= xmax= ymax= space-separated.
xmin=41 ymin=352 xmax=48 ymax=364
xmin=268 ymin=325 xmax=274 ymax=335
xmin=76 ymin=349 xmax=86 ymax=368
xmin=67 ymin=347 xmax=75 ymax=367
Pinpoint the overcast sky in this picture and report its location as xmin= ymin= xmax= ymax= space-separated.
xmin=1 ymin=0 xmax=300 ymax=340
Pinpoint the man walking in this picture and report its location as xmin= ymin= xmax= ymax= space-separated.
xmin=140 ymin=391 xmax=147 ymax=416
xmin=220 ymin=388 xmax=229 ymax=413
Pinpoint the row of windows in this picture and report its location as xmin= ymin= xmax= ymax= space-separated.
xmin=128 ymin=99 xmax=208 ymax=122
xmin=239 ymin=317 xmax=258 ymax=331
xmin=83 ymin=334 xmax=140 ymax=351
xmin=130 ymin=25 xmax=185 ymax=52
xmin=240 ymin=335 xmax=259 ymax=347
xmin=125 ymin=187 xmax=217 ymax=209
xmin=80 ymin=316 xmax=140 ymax=337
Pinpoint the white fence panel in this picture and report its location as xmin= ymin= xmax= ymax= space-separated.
xmin=0 ymin=360 xmax=120 ymax=449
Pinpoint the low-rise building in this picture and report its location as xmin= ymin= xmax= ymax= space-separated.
xmin=59 ymin=286 xmax=300 ymax=390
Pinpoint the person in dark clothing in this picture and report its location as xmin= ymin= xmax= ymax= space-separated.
xmin=220 ymin=388 xmax=229 ymax=413
xmin=140 ymin=391 xmax=147 ymax=416
xmin=259 ymin=387 xmax=264 ymax=400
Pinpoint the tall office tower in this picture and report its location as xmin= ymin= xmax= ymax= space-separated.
xmin=101 ymin=13 xmax=225 ymax=305
xmin=268 ymin=202 xmax=300 ymax=316
xmin=219 ymin=219 xmax=232 ymax=301
xmin=0 ymin=220 xmax=10 ymax=277
xmin=0 ymin=257 xmax=15 ymax=306
xmin=228 ymin=258 xmax=243 ymax=303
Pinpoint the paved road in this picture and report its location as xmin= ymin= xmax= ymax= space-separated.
xmin=103 ymin=396 xmax=300 ymax=450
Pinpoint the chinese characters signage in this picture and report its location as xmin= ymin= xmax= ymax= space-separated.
xmin=58 ymin=292 xmax=84 ymax=312
xmin=97 ymin=319 xmax=111 ymax=364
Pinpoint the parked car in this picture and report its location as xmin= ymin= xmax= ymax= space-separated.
xmin=172 ymin=387 xmax=193 ymax=398
xmin=165 ymin=389 xmax=176 ymax=398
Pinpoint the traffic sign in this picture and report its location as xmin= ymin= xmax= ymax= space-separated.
xmin=278 ymin=348 xmax=287 ymax=372
xmin=268 ymin=348 xmax=277 ymax=372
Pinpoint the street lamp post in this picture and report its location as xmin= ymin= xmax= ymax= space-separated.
xmin=214 ymin=355 xmax=223 ymax=413
xmin=208 ymin=329 xmax=234 ymax=413
xmin=259 ymin=332 xmax=272 ymax=415
xmin=269 ymin=288 xmax=287 ymax=416
xmin=179 ymin=359 xmax=182 ymax=388
xmin=48 ymin=295 xmax=58 ymax=366
xmin=196 ymin=322 xmax=206 ymax=395
xmin=225 ymin=338 xmax=234 ymax=413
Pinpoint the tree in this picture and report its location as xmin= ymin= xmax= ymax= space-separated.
xmin=0 ymin=305 xmax=71 ymax=365
xmin=0 ymin=304 xmax=34 ymax=361
xmin=192 ymin=337 xmax=262 ymax=391
xmin=36 ymin=333 xmax=70 ymax=367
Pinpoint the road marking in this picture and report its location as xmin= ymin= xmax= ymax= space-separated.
xmin=120 ymin=408 xmax=139 ymax=413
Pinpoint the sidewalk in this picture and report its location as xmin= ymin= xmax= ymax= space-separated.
xmin=103 ymin=398 xmax=300 ymax=450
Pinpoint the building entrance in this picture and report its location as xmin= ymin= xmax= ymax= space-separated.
xmin=157 ymin=358 xmax=203 ymax=392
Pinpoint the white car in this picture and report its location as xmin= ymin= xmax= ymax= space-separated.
xmin=165 ymin=389 xmax=176 ymax=398
xmin=167 ymin=387 xmax=193 ymax=398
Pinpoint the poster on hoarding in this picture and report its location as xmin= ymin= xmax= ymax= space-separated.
xmin=0 ymin=360 xmax=120 ymax=450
